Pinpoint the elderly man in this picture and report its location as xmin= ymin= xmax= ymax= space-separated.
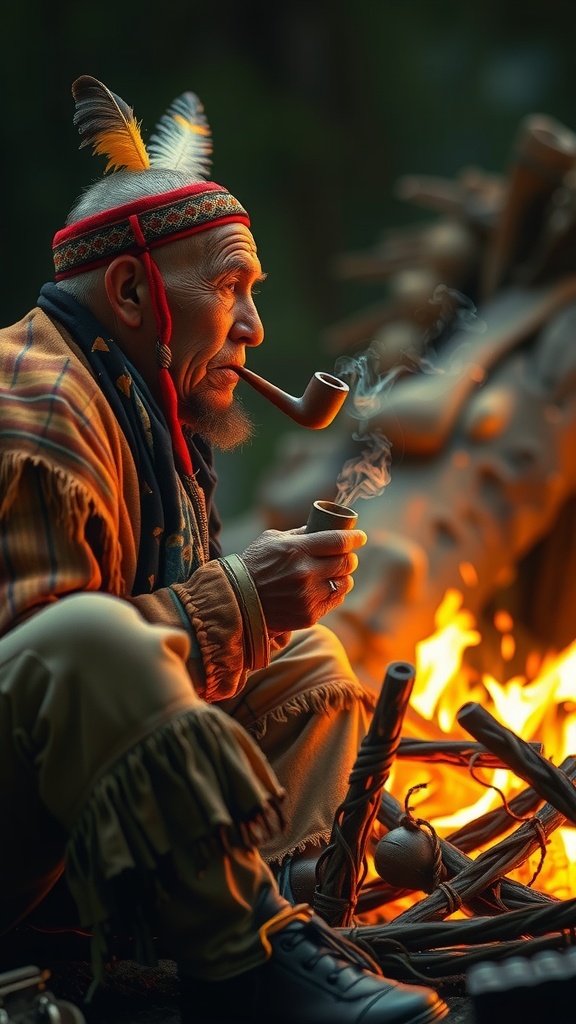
xmin=0 ymin=77 xmax=448 ymax=1024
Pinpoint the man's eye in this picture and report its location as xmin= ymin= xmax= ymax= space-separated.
xmin=219 ymin=277 xmax=262 ymax=297
xmin=217 ymin=278 xmax=237 ymax=294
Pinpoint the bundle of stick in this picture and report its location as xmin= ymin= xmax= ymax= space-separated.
xmin=336 ymin=702 xmax=576 ymax=980
xmin=343 ymin=899 xmax=576 ymax=983
xmin=313 ymin=661 xmax=415 ymax=927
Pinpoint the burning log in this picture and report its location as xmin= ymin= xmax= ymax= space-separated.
xmin=388 ymin=754 xmax=576 ymax=924
xmin=313 ymin=661 xmax=415 ymax=927
xmin=243 ymin=110 xmax=576 ymax=995
xmin=396 ymin=738 xmax=544 ymax=770
xmin=457 ymin=702 xmax=576 ymax=826
xmin=253 ymin=110 xmax=576 ymax=708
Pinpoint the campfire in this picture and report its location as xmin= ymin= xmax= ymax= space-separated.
xmin=312 ymin=586 xmax=576 ymax=984
xmin=245 ymin=109 xmax=576 ymax=1001
xmin=390 ymin=587 xmax=576 ymax=904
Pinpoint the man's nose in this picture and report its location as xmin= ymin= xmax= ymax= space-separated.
xmin=230 ymin=312 xmax=264 ymax=348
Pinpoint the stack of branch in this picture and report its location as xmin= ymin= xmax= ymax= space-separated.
xmin=313 ymin=662 xmax=415 ymax=927
xmin=337 ymin=702 xmax=576 ymax=980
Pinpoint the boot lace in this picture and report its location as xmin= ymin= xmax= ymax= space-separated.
xmin=258 ymin=903 xmax=383 ymax=978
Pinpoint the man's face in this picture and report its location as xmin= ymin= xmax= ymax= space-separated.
xmin=158 ymin=223 xmax=266 ymax=447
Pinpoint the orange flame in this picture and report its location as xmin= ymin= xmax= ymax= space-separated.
xmin=378 ymin=588 xmax=576 ymax=908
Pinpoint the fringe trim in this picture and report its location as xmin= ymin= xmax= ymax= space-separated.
xmin=245 ymin=679 xmax=377 ymax=741
xmin=64 ymin=704 xmax=285 ymax=983
xmin=0 ymin=450 xmax=124 ymax=594
xmin=267 ymin=828 xmax=331 ymax=866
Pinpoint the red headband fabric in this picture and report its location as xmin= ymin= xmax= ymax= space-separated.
xmin=53 ymin=181 xmax=250 ymax=278
xmin=52 ymin=181 xmax=251 ymax=477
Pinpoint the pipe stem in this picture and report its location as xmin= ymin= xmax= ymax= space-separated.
xmin=231 ymin=365 xmax=349 ymax=429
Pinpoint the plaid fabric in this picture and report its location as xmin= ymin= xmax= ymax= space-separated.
xmin=0 ymin=302 xmax=263 ymax=699
xmin=0 ymin=302 xmax=217 ymax=630
xmin=0 ymin=308 xmax=127 ymax=627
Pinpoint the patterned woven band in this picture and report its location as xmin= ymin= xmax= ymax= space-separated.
xmin=52 ymin=181 xmax=250 ymax=279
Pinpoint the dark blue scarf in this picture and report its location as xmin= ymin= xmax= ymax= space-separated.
xmin=37 ymin=283 xmax=222 ymax=594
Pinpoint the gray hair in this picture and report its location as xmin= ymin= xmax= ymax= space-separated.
xmin=58 ymin=168 xmax=206 ymax=301
xmin=65 ymin=168 xmax=205 ymax=224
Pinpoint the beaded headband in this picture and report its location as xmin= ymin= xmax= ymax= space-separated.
xmin=53 ymin=183 xmax=249 ymax=279
xmin=54 ymin=76 xmax=251 ymax=475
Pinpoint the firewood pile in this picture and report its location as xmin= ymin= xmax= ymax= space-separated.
xmin=311 ymin=663 xmax=576 ymax=985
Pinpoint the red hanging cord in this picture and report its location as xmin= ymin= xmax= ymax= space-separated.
xmin=129 ymin=214 xmax=193 ymax=476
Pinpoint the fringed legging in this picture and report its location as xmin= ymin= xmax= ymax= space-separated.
xmin=0 ymin=595 xmax=373 ymax=981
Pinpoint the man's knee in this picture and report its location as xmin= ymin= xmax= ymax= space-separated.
xmin=2 ymin=592 xmax=189 ymax=682
xmin=8 ymin=591 xmax=184 ymax=660
xmin=0 ymin=593 xmax=196 ymax=744
xmin=276 ymin=623 xmax=358 ymax=684
xmin=0 ymin=593 xmax=199 ymax=828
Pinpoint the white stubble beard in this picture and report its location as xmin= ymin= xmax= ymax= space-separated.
xmin=183 ymin=392 xmax=256 ymax=451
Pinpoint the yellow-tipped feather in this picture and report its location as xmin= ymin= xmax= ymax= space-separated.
xmin=172 ymin=113 xmax=211 ymax=137
xmin=72 ymin=75 xmax=150 ymax=173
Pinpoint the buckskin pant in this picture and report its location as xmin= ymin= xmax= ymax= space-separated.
xmin=0 ymin=593 xmax=372 ymax=979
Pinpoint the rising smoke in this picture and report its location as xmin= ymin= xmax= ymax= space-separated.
xmin=334 ymin=429 xmax=392 ymax=506
xmin=332 ymin=344 xmax=394 ymax=507
xmin=332 ymin=286 xmax=486 ymax=507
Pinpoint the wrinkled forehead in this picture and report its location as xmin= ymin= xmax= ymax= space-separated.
xmin=157 ymin=221 xmax=262 ymax=278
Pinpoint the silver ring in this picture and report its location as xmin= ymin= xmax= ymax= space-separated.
xmin=328 ymin=579 xmax=338 ymax=593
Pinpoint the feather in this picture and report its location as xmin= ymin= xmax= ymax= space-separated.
xmin=147 ymin=92 xmax=213 ymax=177
xmin=71 ymin=75 xmax=150 ymax=173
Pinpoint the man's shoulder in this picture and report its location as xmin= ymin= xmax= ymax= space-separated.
xmin=0 ymin=306 xmax=101 ymax=399
xmin=0 ymin=307 xmax=137 ymax=497
xmin=0 ymin=306 xmax=128 ymax=460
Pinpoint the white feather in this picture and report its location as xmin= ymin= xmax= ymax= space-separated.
xmin=148 ymin=92 xmax=213 ymax=177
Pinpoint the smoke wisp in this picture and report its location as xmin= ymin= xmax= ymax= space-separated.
xmin=331 ymin=285 xmax=486 ymax=508
xmin=332 ymin=345 xmax=393 ymax=506
xmin=334 ymin=429 xmax=392 ymax=506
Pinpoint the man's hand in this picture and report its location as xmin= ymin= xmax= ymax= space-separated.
xmin=240 ymin=527 xmax=367 ymax=634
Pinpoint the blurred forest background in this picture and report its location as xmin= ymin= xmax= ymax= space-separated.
xmin=2 ymin=0 xmax=576 ymax=522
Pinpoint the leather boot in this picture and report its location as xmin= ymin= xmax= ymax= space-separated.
xmin=181 ymin=891 xmax=449 ymax=1024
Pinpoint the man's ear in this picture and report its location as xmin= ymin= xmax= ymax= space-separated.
xmin=104 ymin=256 xmax=149 ymax=328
